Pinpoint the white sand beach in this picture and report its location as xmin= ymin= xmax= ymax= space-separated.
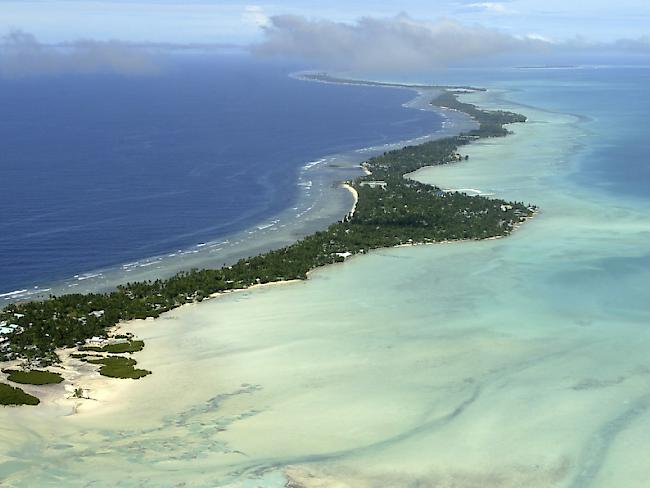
xmin=341 ymin=183 xmax=359 ymax=218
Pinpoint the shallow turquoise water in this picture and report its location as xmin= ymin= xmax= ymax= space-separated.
xmin=2 ymin=69 xmax=650 ymax=487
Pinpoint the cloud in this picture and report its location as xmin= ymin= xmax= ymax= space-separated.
xmin=253 ymin=14 xmax=549 ymax=72
xmin=549 ymin=35 xmax=650 ymax=55
xmin=243 ymin=5 xmax=270 ymax=28
xmin=465 ymin=3 xmax=514 ymax=14
xmin=253 ymin=14 xmax=650 ymax=72
xmin=524 ymin=33 xmax=555 ymax=43
xmin=611 ymin=37 xmax=650 ymax=52
xmin=0 ymin=30 xmax=162 ymax=78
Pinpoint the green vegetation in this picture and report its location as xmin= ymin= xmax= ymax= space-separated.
xmin=0 ymin=382 xmax=40 ymax=406
xmin=431 ymin=91 xmax=527 ymax=138
xmin=80 ymin=340 xmax=144 ymax=354
xmin=85 ymin=356 xmax=151 ymax=380
xmin=2 ymin=369 xmax=64 ymax=385
xmin=0 ymin=89 xmax=535 ymax=370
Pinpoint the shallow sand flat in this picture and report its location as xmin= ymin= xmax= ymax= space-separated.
xmin=3 ymin=88 xmax=650 ymax=487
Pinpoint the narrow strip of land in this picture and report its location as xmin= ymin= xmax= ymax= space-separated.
xmin=0 ymin=86 xmax=536 ymax=406
xmin=299 ymin=72 xmax=488 ymax=93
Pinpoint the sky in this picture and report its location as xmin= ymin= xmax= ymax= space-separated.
xmin=0 ymin=1 xmax=648 ymax=77
xmin=1 ymin=0 xmax=649 ymax=45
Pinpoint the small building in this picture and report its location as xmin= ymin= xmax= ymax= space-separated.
xmin=107 ymin=338 xmax=129 ymax=345
xmin=87 ymin=336 xmax=106 ymax=347
xmin=335 ymin=252 xmax=353 ymax=259
xmin=360 ymin=180 xmax=388 ymax=190
xmin=89 ymin=310 xmax=105 ymax=318
xmin=0 ymin=324 xmax=19 ymax=335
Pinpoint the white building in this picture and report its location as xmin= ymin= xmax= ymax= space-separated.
xmin=0 ymin=324 xmax=19 ymax=335
xmin=360 ymin=180 xmax=388 ymax=190
xmin=87 ymin=336 xmax=106 ymax=346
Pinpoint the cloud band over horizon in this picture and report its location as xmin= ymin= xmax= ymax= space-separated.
xmin=0 ymin=30 xmax=163 ymax=78
xmin=253 ymin=14 xmax=650 ymax=72
xmin=1 ymin=14 xmax=649 ymax=78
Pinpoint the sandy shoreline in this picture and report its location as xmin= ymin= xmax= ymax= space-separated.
xmin=341 ymin=183 xmax=359 ymax=218
xmin=1 ymin=79 xmax=521 ymax=416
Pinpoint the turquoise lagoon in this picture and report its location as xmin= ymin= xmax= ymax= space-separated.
xmin=2 ymin=68 xmax=650 ymax=487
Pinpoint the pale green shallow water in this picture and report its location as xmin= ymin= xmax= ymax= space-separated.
xmin=2 ymin=85 xmax=650 ymax=487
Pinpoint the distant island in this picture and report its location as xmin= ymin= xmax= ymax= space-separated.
xmin=515 ymin=65 xmax=579 ymax=70
xmin=0 ymin=83 xmax=535 ymax=406
xmin=299 ymin=72 xmax=488 ymax=93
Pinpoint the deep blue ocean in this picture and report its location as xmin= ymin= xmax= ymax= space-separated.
xmin=2 ymin=59 xmax=649 ymax=297
xmin=0 ymin=56 xmax=444 ymax=295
